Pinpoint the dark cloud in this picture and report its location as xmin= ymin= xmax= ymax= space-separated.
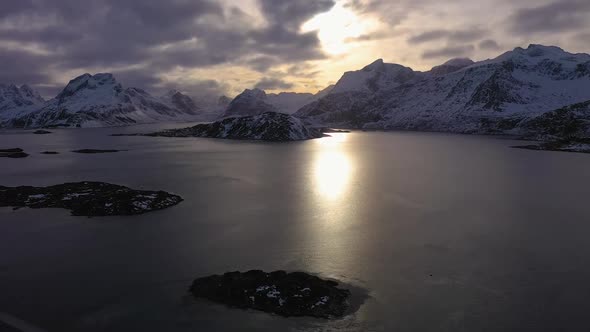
xmin=0 ymin=0 xmax=334 ymax=94
xmin=479 ymin=39 xmax=501 ymax=51
xmin=422 ymin=45 xmax=475 ymax=59
xmin=254 ymin=77 xmax=294 ymax=90
xmin=408 ymin=28 xmax=487 ymax=44
xmin=245 ymin=56 xmax=282 ymax=73
xmin=286 ymin=64 xmax=320 ymax=78
xmin=0 ymin=49 xmax=53 ymax=85
xmin=509 ymin=0 xmax=590 ymax=35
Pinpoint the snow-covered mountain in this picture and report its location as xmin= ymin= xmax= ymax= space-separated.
xmin=296 ymin=44 xmax=590 ymax=137
xmin=161 ymin=90 xmax=201 ymax=116
xmin=1 ymin=74 xmax=206 ymax=128
xmin=145 ymin=112 xmax=324 ymax=141
xmin=430 ymin=58 xmax=475 ymax=76
xmin=222 ymin=86 xmax=334 ymax=118
xmin=222 ymin=89 xmax=278 ymax=118
xmin=0 ymin=84 xmax=45 ymax=121
xmin=267 ymin=92 xmax=315 ymax=114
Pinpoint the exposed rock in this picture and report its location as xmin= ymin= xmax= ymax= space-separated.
xmin=133 ymin=112 xmax=325 ymax=141
xmin=0 ymin=181 xmax=183 ymax=216
xmin=513 ymin=138 xmax=590 ymax=154
xmin=190 ymin=270 xmax=351 ymax=318
xmin=0 ymin=148 xmax=29 ymax=158
xmin=40 ymin=151 xmax=59 ymax=155
xmin=72 ymin=149 xmax=122 ymax=154
xmin=33 ymin=130 xmax=52 ymax=134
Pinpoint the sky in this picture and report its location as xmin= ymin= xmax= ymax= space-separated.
xmin=1 ymin=0 xmax=590 ymax=98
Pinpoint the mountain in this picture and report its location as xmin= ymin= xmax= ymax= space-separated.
xmin=296 ymin=44 xmax=590 ymax=137
xmin=223 ymin=86 xmax=335 ymax=118
xmin=313 ymin=84 xmax=335 ymax=99
xmin=430 ymin=58 xmax=475 ymax=76
xmin=222 ymin=89 xmax=278 ymax=118
xmin=161 ymin=90 xmax=201 ymax=115
xmin=142 ymin=112 xmax=324 ymax=141
xmin=329 ymin=59 xmax=416 ymax=94
xmin=0 ymin=84 xmax=45 ymax=121
xmin=2 ymin=73 xmax=201 ymax=128
xmin=267 ymin=92 xmax=315 ymax=114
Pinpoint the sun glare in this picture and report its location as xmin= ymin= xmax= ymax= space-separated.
xmin=302 ymin=4 xmax=370 ymax=55
xmin=314 ymin=134 xmax=352 ymax=200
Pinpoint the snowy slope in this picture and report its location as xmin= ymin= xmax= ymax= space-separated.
xmin=0 ymin=84 xmax=45 ymax=121
xmin=296 ymin=44 xmax=590 ymax=137
xmin=3 ymin=73 xmax=200 ymax=128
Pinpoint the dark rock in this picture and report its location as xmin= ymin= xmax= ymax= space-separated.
xmin=72 ymin=149 xmax=122 ymax=154
xmin=40 ymin=151 xmax=59 ymax=155
xmin=0 ymin=181 xmax=183 ymax=216
xmin=0 ymin=148 xmax=29 ymax=158
xmin=513 ymin=138 xmax=590 ymax=154
xmin=33 ymin=130 xmax=52 ymax=134
xmin=190 ymin=270 xmax=351 ymax=318
xmin=121 ymin=112 xmax=325 ymax=141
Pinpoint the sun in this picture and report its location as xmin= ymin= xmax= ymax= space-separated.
xmin=301 ymin=3 xmax=372 ymax=55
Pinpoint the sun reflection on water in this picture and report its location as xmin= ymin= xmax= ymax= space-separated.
xmin=314 ymin=133 xmax=352 ymax=200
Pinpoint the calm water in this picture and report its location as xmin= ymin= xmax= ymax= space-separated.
xmin=1 ymin=127 xmax=590 ymax=331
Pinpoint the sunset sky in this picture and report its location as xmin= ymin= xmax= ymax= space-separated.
xmin=2 ymin=0 xmax=590 ymax=98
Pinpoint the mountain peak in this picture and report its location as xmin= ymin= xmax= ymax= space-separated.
xmin=362 ymin=59 xmax=385 ymax=71
xmin=442 ymin=58 xmax=474 ymax=67
xmin=430 ymin=58 xmax=475 ymax=75
xmin=512 ymin=44 xmax=567 ymax=57
xmin=57 ymin=73 xmax=120 ymax=101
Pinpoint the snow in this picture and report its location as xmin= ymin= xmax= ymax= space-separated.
xmin=297 ymin=44 xmax=590 ymax=135
xmin=311 ymin=296 xmax=329 ymax=309
xmin=256 ymin=285 xmax=271 ymax=292
xmin=1 ymin=73 xmax=208 ymax=128
xmin=330 ymin=59 xmax=415 ymax=94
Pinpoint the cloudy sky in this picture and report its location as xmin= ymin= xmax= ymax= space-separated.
xmin=1 ymin=0 xmax=590 ymax=98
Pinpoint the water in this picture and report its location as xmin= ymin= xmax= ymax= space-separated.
xmin=1 ymin=126 xmax=590 ymax=331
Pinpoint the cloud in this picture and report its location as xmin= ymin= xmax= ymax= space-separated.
xmin=509 ymin=0 xmax=590 ymax=35
xmin=254 ymin=77 xmax=294 ymax=90
xmin=408 ymin=28 xmax=487 ymax=44
xmin=0 ymin=48 xmax=53 ymax=85
xmin=0 ymin=0 xmax=334 ymax=94
xmin=422 ymin=45 xmax=475 ymax=59
xmin=478 ymin=39 xmax=501 ymax=51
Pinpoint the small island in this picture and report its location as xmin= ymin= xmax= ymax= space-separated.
xmin=119 ymin=112 xmax=326 ymax=141
xmin=0 ymin=181 xmax=183 ymax=216
xmin=72 ymin=149 xmax=122 ymax=154
xmin=0 ymin=148 xmax=29 ymax=158
xmin=513 ymin=138 xmax=590 ymax=154
xmin=190 ymin=270 xmax=351 ymax=318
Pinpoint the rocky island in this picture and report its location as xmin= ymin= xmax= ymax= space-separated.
xmin=190 ymin=270 xmax=351 ymax=318
xmin=124 ymin=112 xmax=325 ymax=141
xmin=72 ymin=149 xmax=123 ymax=154
xmin=0 ymin=148 xmax=29 ymax=158
xmin=0 ymin=181 xmax=183 ymax=216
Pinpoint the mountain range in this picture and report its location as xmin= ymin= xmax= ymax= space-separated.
xmin=296 ymin=44 xmax=590 ymax=138
xmin=2 ymin=44 xmax=590 ymax=140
